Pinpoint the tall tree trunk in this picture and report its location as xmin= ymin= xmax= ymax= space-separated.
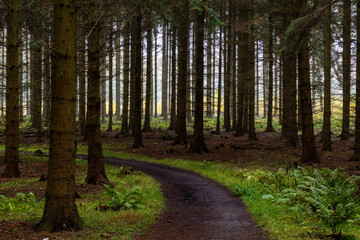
xmin=274 ymin=54 xmax=278 ymax=117
xmin=176 ymin=0 xmax=189 ymax=144
xmin=206 ymin=31 xmax=212 ymax=118
xmin=297 ymin=0 xmax=319 ymax=163
xmin=154 ymin=27 xmax=158 ymax=118
xmin=100 ymin=26 xmax=106 ymax=124
xmin=282 ymin=13 xmax=298 ymax=146
xmin=115 ymin=22 xmax=121 ymax=121
xmin=30 ymin=28 xmax=42 ymax=141
xmin=43 ymin=32 xmax=51 ymax=126
xmin=120 ymin=22 xmax=130 ymax=135
xmin=132 ymin=8 xmax=143 ymax=148
xmin=78 ymin=29 xmax=86 ymax=137
xmin=263 ymin=41 xmax=268 ymax=119
xmin=169 ymin=26 xmax=177 ymax=130
xmin=266 ymin=3 xmax=275 ymax=132
xmin=107 ymin=25 xmax=113 ymax=132
xmin=341 ymin=0 xmax=351 ymax=140
xmin=216 ymin=3 xmax=223 ymax=135
xmin=3 ymin=0 xmax=20 ymax=178
xmin=86 ymin=0 xmax=109 ymax=185
xmin=351 ymin=0 xmax=360 ymax=161
xmin=186 ymin=25 xmax=192 ymax=123
xmin=25 ymin=29 xmax=30 ymax=116
xmin=193 ymin=2 xmax=208 ymax=153
xmin=162 ymin=25 xmax=168 ymax=121
xmin=248 ymin=0 xmax=257 ymax=141
xmin=1 ymin=27 xmax=4 ymax=118
xmin=19 ymin=25 xmax=23 ymax=122
xmin=235 ymin=0 xmax=247 ymax=137
xmin=322 ymin=0 xmax=332 ymax=152
xmin=224 ymin=1 xmax=232 ymax=132
xmin=256 ymin=40 xmax=259 ymax=117
xmin=143 ymin=18 xmax=152 ymax=132
xmin=36 ymin=0 xmax=83 ymax=232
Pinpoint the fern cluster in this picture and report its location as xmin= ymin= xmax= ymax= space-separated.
xmin=261 ymin=168 xmax=360 ymax=237
xmin=98 ymin=184 xmax=144 ymax=211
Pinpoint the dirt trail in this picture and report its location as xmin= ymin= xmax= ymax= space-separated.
xmin=78 ymin=154 xmax=269 ymax=240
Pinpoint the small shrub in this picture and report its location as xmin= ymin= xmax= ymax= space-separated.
xmin=98 ymin=184 xmax=144 ymax=211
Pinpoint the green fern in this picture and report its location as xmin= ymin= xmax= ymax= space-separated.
xmin=98 ymin=184 xmax=144 ymax=211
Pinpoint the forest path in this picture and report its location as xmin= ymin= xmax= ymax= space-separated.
xmin=78 ymin=154 xmax=269 ymax=240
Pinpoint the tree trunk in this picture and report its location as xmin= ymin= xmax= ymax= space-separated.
xmin=206 ymin=31 xmax=212 ymax=118
xmin=169 ymin=26 xmax=177 ymax=130
xmin=341 ymin=0 xmax=351 ymax=140
xmin=175 ymin=0 xmax=189 ymax=144
xmin=281 ymin=13 xmax=298 ymax=146
xmin=162 ymin=25 xmax=168 ymax=121
xmin=100 ymin=26 xmax=106 ymax=124
xmin=248 ymin=0 xmax=257 ymax=141
xmin=143 ymin=18 xmax=152 ymax=132
xmin=115 ymin=22 xmax=121 ymax=121
xmin=235 ymin=0 xmax=247 ymax=137
xmin=107 ymin=24 xmax=113 ymax=132
xmin=224 ymin=1 xmax=232 ymax=132
xmin=297 ymin=0 xmax=319 ymax=163
xmin=86 ymin=0 xmax=110 ymax=185
xmin=36 ymin=0 xmax=83 ymax=232
xmin=43 ymin=32 xmax=51 ymax=127
xmin=19 ymin=25 xmax=23 ymax=122
xmin=120 ymin=22 xmax=130 ymax=135
xmin=132 ymin=7 xmax=143 ymax=148
xmin=266 ymin=4 xmax=275 ymax=132
xmin=322 ymin=0 xmax=332 ymax=152
xmin=30 ymin=28 xmax=42 ymax=141
xmin=351 ymin=0 xmax=360 ymax=161
xmin=216 ymin=3 xmax=223 ymax=135
xmin=3 ymin=0 xmax=20 ymax=178
xmin=193 ymin=2 xmax=208 ymax=153
xmin=154 ymin=27 xmax=158 ymax=118
xmin=78 ymin=29 xmax=86 ymax=137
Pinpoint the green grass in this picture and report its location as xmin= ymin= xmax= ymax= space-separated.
xmin=98 ymin=146 xmax=360 ymax=240
xmin=0 ymin=155 xmax=164 ymax=240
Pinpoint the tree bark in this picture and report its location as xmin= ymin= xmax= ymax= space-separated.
xmin=78 ymin=29 xmax=86 ymax=137
xmin=175 ymin=0 xmax=189 ymax=144
xmin=162 ymin=25 xmax=168 ymax=121
xmin=206 ymin=31 xmax=212 ymax=118
xmin=266 ymin=3 xmax=275 ymax=132
xmin=297 ymin=0 xmax=319 ymax=163
xmin=3 ymin=0 xmax=20 ymax=178
xmin=193 ymin=2 xmax=208 ymax=153
xmin=115 ymin=22 xmax=121 ymax=121
xmin=85 ymin=0 xmax=110 ymax=185
xmin=248 ymin=0 xmax=257 ymax=141
xmin=341 ymin=0 xmax=351 ymax=140
xmin=36 ymin=0 xmax=83 ymax=232
xmin=120 ymin=22 xmax=130 ymax=135
xmin=143 ymin=17 xmax=152 ymax=132
xmin=281 ymin=12 xmax=298 ymax=146
xmin=168 ymin=26 xmax=177 ymax=130
xmin=132 ymin=9 xmax=144 ymax=148
xmin=30 ymin=27 xmax=42 ymax=141
xmin=351 ymin=0 xmax=360 ymax=161
xmin=107 ymin=24 xmax=113 ymax=132
xmin=322 ymin=0 xmax=332 ymax=152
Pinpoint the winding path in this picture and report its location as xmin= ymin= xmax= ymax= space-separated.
xmin=78 ymin=154 xmax=269 ymax=240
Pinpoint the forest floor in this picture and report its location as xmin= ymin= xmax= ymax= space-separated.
xmin=0 ymin=128 xmax=359 ymax=240
xmin=102 ymin=129 xmax=360 ymax=175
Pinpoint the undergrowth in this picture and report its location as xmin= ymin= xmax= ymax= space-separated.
xmin=102 ymin=148 xmax=360 ymax=240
